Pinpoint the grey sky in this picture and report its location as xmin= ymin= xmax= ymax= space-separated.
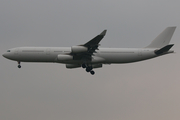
xmin=1 ymin=0 xmax=180 ymax=120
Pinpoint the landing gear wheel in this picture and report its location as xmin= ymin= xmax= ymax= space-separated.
xmin=86 ymin=67 xmax=92 ymax=72
xmin=82 ymin=63 xmax=86 ymax=68
xmin=17 ymin=61 xmax=21 ymax=68
xmin=86 ymin=68 xmax=90 ymax=72
xmin=90 ymin=70 xmax=95 ymax=75
xmin=18 ymin=65 xmax=21 ymax=68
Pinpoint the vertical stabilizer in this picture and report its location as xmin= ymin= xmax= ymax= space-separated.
xmin=146 ymin=27 xmax=176 ymax=48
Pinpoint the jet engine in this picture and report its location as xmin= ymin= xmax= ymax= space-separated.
xmin=66 ymin=64 xmax=81 ymax=69
xmin=57 ymin=54 xmax=73 ymax=61
xmin=92 ymin=64 xmax=102 ymax=68
xmin=71 ymin=46 xmax=88 ymax=53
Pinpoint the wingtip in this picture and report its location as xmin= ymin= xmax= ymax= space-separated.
xmin=167 ymin=26 xmax=177 ymax=30
xmin=100 ymin=30 xmax=107 ymax=36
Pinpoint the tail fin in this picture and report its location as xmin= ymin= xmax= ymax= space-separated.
xmin=146 ymin=27 xmax=176 ymax=48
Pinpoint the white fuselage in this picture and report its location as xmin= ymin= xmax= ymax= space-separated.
xmin=3 ymin=47 xmax=158 ymax=64
xmin=2 ymin=27 xmax=176 ymax=75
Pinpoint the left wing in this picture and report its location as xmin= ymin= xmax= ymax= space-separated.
xmin=83 ymin=30 xmax=107 ymax=54
xmin=61 ymin=30 xmax=107 ymax=75
xmin=70 ymin=30 xmax=107 ymax=56
xmin=84 ymin=30 xmax=107 ymax=47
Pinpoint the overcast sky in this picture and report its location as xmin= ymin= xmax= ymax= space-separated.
xmin=1 ymin=0 xmax=180 ymax=120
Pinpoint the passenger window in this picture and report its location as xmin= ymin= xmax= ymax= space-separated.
xmin=7 ymin=50 xmax=11 ymax=52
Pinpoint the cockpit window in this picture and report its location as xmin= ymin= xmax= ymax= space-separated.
xmin=7 ymin=50 xmax=11 ymax=52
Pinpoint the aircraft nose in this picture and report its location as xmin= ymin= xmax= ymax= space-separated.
xmin=2 ymin=53 xmax=7 ymax=58
xmin=2 ymin=52 xmax=10 ymax=59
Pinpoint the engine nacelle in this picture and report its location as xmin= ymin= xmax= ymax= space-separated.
xmin=66 ymin=64 xmax=81 ymax=69
xmin=71 ymin=46 xmax=88 ymax=53
xmin=92 ymin=64 xmax=102 ymax=69
xmin=57 ymin=54 xmax=73 ymax=61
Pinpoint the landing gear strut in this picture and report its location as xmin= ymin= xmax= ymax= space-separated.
xmin=82 ymin=63 xmax=95 ymax=75
xmin=82 ymin=63 xmax=86 ymax=68
xmin=18 ymin=61 xmax=21 ymax=68
xmin=86 ymin=66 xmax=92 ymax=72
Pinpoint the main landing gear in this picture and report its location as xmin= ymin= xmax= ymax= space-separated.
xmin=90 ymin=70 xmax=95 ymax=75
xmin=82 ymin=63 xmax=95 ymax=75
xmin=17 ymin=61 xmax=21 ymax=68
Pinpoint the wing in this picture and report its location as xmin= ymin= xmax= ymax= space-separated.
xmin=64 ymin=30 xmax=107 ymax=75
xmin=69 ymin=30 xmax=107 ymax=61
xmin=83 ymin=30 xmax=107 ymax=55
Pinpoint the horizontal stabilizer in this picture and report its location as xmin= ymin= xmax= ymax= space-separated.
xmin=155 ymin=44 xmax=174 ymax=55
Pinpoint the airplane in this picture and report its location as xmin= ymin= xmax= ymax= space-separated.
xmin=3 ymin=27 xmax=176 ymax=75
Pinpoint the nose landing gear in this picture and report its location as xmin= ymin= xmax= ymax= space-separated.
xmin=17 ymin=61 xmax=21 ymax=68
